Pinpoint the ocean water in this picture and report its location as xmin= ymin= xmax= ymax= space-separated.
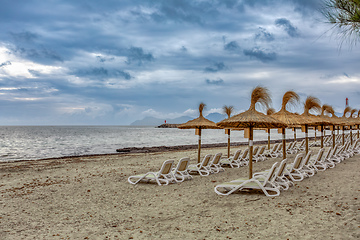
xmin=0 ymin=125 xmax=324 ymax=162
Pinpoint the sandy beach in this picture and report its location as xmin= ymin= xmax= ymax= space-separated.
xmin=1 ymin=143 xmax=359 ymax=239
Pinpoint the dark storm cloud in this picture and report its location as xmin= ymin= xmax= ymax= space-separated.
xmin=145 ymin=0 xmax=218 ymax=24
xmin=0 ymin=0 xmax=359 ymax=125
xmin=125 ymin=47 xmax=155 ymax=66
xmin=9 ymin=31 xmax=38 ymax=42
xmin=224 ymin=41 xmax=241 ymax=52
xmin=275 ymin=18 xmax=300 ymax=38
xmin=96 ymin=56 xmax=115 ymax=63
xmin=10 ymin=45 xmax=63 ymax=63
xmin=255 ymin=27 xmax=275 ymax=42
xmin=0 ymin=61 xmax=11 ymax=68
xmin=74 ymin=67 xmax=132 ymax=80
xmin=180 ymin=46 xmax=187 ymax=52
xmin=243 ymin=48 xmax=277 ymax=62
xmin=204 ymin=62 xmax=226 ymax=73
xmin=28 ymin=69 xmax=41 ymax=77
xmin=205 ymin=78 xmax=225 ymax=85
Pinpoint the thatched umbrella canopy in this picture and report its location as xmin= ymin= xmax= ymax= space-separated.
xmin=271 ymin=91 xmax=309 ymax=159
xmin=349 ymin=108 xmax=358 ymax=143
xmin=300 ymin=96 xmax=331 ymax=153
xmin=339 ymin=106 xmax=356 ymax=145
xmin=178 ymin=103 xmax=220 ymax=163
xmin=319 ymin=104 xmax=338 ymax=148
xmin=223 ymin=105 xmax=234 ymax=158
xmin=217 ymin=86 xmax=287 ymax=179
xmin=323 ymin=105 xmax=350 ymax=147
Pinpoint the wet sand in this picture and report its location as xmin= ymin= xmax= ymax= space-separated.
xmin=0 ymin=143 xmax=359 ymax=239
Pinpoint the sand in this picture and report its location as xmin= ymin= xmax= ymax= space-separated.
xmin=0 ymin=143 xmax=359 ymax=239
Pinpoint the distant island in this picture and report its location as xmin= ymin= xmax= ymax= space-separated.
xmin=130 ymin=113 xmax=226 ymax=126
xmin=157 ymin=124 xmax=180 ymax=128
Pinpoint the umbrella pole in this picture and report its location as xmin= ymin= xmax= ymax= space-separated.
xmin=350 ymin=127 xmax=353 ymax=146
xmin=267 ymin=129 xmax=270 ymax=150
xmin=248 ymin=126 xmax=253 ymax=179
xmin=198 ymin=129 xmax=201 ymax=163
xmin=314 ymin=128 xmax=317 ymax=142
xmin=321 ymin=125 xmax=324 ymax=148
xmin=342 ymin=126 xmax=345 ymax=146
xmin=227 ymin=130 xmax=230 ymax=158
xmin=305 ymin=125 xmax=309 ymax=154
xmin=282 ymin=128 xmax=286 ymax=160
xmin=293 ymin=128 xmax=296 ymax=141
xmin=332 ymin=126 xmax=335 ymax=148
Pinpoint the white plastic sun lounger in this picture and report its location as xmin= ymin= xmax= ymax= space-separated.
xmin=214 ymin=162 xmax=280 ymax=197
xmin=172 ymin=157 xmax=192 ymax=182
xmin=309 ymin=148 xmax=326 ymax=172
xmin=188 ymin=154 xmax=213 ymax=176
xmin=209 ymin=153 xmax=224 ymax=173
xmin=298 ymin=151 xmax=316 ymax=177
xmin=128 ymin=159 xmax=176 ymax=185
xmin=254 ymin=159 xmax=292 ymax=191
xmin=220 ymin=149 xmax=242 ymax=168
xmin=265 ymin=143 xmax=279 ymax=158
xmin=284 ymin=153 xmax=305 ymax=182
xmin=253 ymin=145 xmax=266 ymax=162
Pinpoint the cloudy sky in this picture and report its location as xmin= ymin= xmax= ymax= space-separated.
xmin=0 ymin=0 xmax=359 ymax=125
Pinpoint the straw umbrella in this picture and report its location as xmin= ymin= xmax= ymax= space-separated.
xmin=300 ymin=96 xmax=324 ymax=154
xmin=223 ymin=105 xmax=234 ymax=158
xmin=266 ymin=108 xmax=275 ymax=150
xmin=349 ymin=108 xmax=357 ymax=144
xmin=217 ymin=86 xmax=287 ymax=179
xmin=340 ymin=107 xmax=358 ymax=145
xmin=178 ymin=103 xmax=220 ymax=163
xmin=325 ymin=105 xmax=347 ymax=147
xmin=319 ymin=104 xmax=337 ymax=148
xmin=340 ymin=107 xmax=353 ymax=145
xmin=271 ymin=91 xmax=309 ymax=159
xmin=310 ymin=104 xmax=333 ymax=148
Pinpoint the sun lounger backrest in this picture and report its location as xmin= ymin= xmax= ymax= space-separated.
xmin=241 ymin=148 xmax=249 ymax=159
xmin=286 ymin=142 xmax=292 ymax=150
xmin=211 ymin=153 xmax=222 ymax=165
xmin=160 ymin=160 xmax=175 ymax=175
xmin=271 ymin=143 xmax=279 ymax=152
xmin=176 ymin=158 xmax=190 ymax=172
xmin=276 ymin=159 xmax=287 ymax=177
xmin=202 ymin=154 xmax=212 ymax=167
xmin=292 ymin=153 xmax=304 ymax=169
xmin=315 ymin=148 xmax=325 ymax=162
xmin=233 ymin=150 xmax=241 ymax=160
xmin=258 ymin=146 xmax=265 ymax=155
xmin=264 ymin=162 xmax=279 ymax=184
xmin=301 ymin=151 xmax=312 ymax=166
xmin=253 ymin=146 xmax=259 ymax=155
xmin=324 ymin=147 xmax=332 ymax=159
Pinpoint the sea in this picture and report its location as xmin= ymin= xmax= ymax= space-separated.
xmin=0 ymin=125 xmax=325 ymax=162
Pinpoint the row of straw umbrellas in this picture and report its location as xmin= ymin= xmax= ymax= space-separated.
xmin=178 ymin=86 xmax=360 ymax=179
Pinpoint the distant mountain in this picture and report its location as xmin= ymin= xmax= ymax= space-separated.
xmin=130 ymin=113 xmax=227 ymax=126
xmin=130 ymin=116 xmax=193 ymax=126
xmin=206 ymin=113 xmax=226 ymax=123
xmin=130 ymin=117 xmax=164 ymax=126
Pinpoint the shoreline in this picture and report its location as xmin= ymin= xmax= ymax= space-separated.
xmin=0 ymin=136 xmax=316 ymax=164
